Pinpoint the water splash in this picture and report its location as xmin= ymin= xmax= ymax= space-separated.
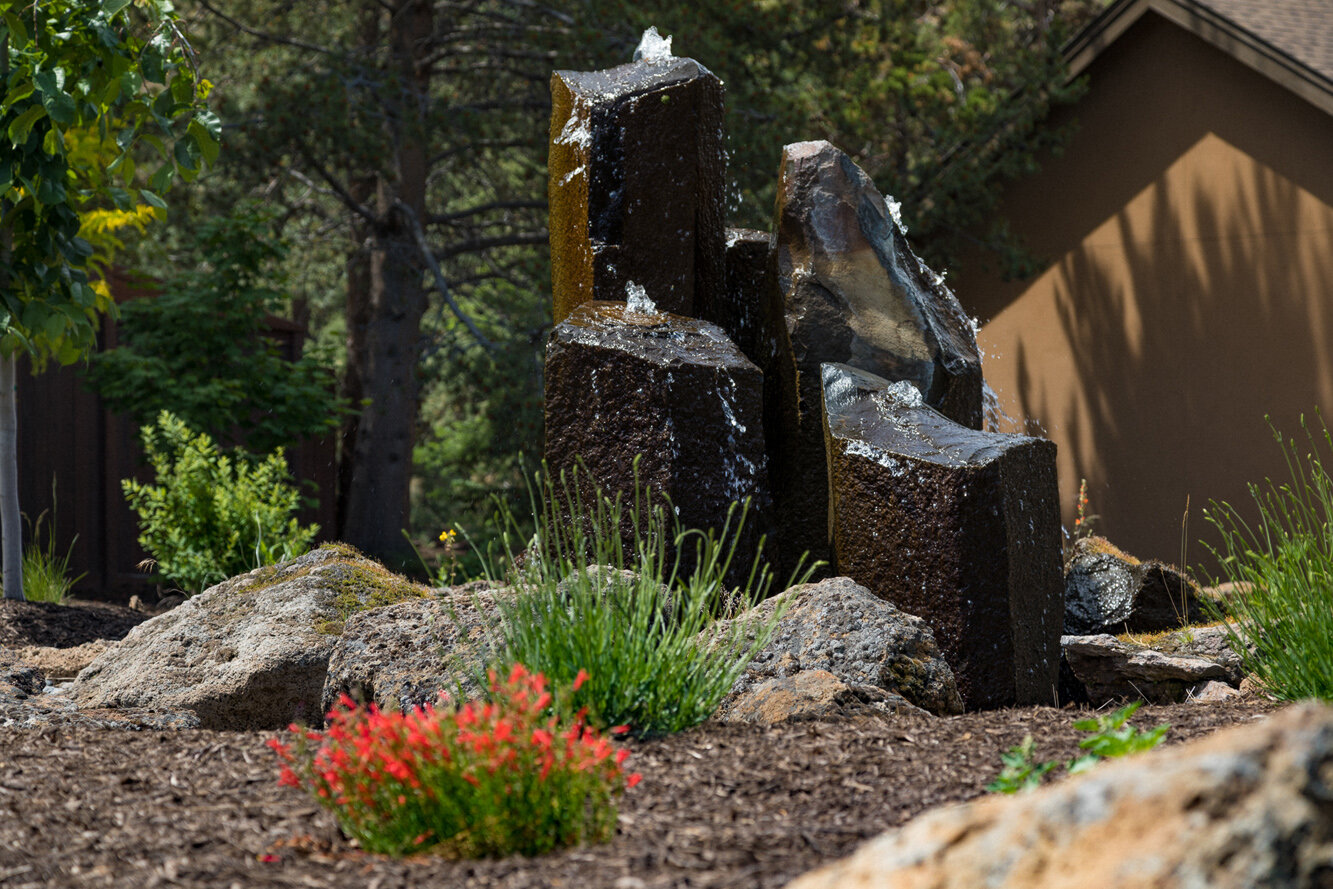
xmin=885 ymin=196 xmax=907 ymax=235
xmin=625 ymin=281 xmax=657 ymax=315
xmin=634 ymin=27 xmax=673 ymax=65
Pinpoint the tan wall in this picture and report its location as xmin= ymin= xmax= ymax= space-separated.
xmin=951 ymin=11 xmax=1333 ymax=571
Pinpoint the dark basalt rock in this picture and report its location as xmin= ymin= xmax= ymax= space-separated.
xmin=544 ymin=301 xmax=772 ymax=581
xmin=708 ymin=228 xmax=777 ymax=367
xmin=548 ymin=56 xmax=725 ymax=324
xmin=769 ymin=140 xmax=983 ymax=571
xmin=1064 ymin=536 xmax=1208 ymax=635
xmin=821 ymin=362 xmax=1061 ymax=709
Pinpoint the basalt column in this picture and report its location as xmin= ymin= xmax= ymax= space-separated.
xmin=548 ymin=55 xmax=725 ymax=324
xmin=821 ymin=362 xmax=1061 ymax=709
xmin=770 ymin=140 xmax=984 ymax=573
xmin=544 ymin=301 xmax=772 ymax=582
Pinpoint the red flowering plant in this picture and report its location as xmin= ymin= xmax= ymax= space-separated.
xmin=267 ymin=664 xmax=640 ymax=858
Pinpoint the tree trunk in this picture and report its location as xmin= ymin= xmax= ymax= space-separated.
xmin=338 ymin=0 xmax=431 ymax=565
xmin=0 ymin=353 xmax=23 ymax=600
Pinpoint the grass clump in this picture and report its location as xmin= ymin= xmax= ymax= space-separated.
xmin=476 ymin=464 xmax=815 ymax=737
xmin=1204 ymin=414 xmax=1333 ymax=700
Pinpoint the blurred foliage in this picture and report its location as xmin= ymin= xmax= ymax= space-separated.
xmin=151 ymin=0 xmax=1104 ymax=562
xmin=87 ymin=206 xmax=345 ymax=455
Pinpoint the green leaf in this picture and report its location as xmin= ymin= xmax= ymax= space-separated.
xmin=8 ymin=105 xmax=46 ymax=146
xmin=102 ymin=0 xmax=133 ymax=16
xmin=43 ymin=311 xmax=67 ymax=343
xmin=139 ymin=188 xmax=167 ymax=210
xmin=149 ymin=162 xmax=174 ymax=193
xmin=187 ymin=119 xmax=220 ymax=166
xmin=2 ymin=81 xmax=35 ymax=110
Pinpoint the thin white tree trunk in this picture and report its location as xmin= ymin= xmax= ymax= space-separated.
xmin=0 ymin=353 xmax=22 ymax=600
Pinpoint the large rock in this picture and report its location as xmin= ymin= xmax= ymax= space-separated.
xmin=716 ymin=670 xmax=930 ymax=725
xmin=544 ymin=301 xmax=772 ymax=579
xmin=322 ymin=583 xmax=502 ymax=715
xmin=548 ymin=51 xmax=724 ymax=324
xmin=822 ymin=362 xmax=1063 ymax=709
xmin=1062 ymin=624 xmax=1246 ymax=704
xmin=769 ymin=140 xmax=983 ymax=569
xmin=784 ymin=702 xmax=1332 ymax=889
xmin=69 ymin=547 xmax=431 ymax=730
xmin=1065 ymin=535 xmax=1208 ymax=634
xmin=714 ymin=576 xmax=963 ymax=716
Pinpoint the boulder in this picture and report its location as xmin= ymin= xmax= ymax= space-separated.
xmin=322 ymin=583 xmax=502 ymax=715
xmin=1064 ymin=535 xmax=1208 ymax=634
xmin=713 ymin=576 xmax=963 ymax=716
xmin=1062 ymin=624 xmax=1245 ymax=704
xmin=0 ymin=655 xmax=198 ymax=731
xmin=769 ymin=140 xmax=983 ymax=569
xmin=548 ymin=52 xmax=724 ymax=323
xmin=69 ymin=546 xmax=431 ymax=730
xmin=716 ymin=669 xmax=929 ymax=725
xmin=708 ymin=228 xmax=778 ymax=367
xmin=783 ymin=702 xmax=1333 ymax=889
xmin=822 ymin=362 xmax=1063 ymax=709
xmin=544 ymin=301 xmax=772 ymax=580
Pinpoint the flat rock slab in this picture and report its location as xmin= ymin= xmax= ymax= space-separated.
xmin=1062 ymin=624 xmax=1245 ymax=704
xmin=784 ymin=702 xmax=1332 ymax=889
xmin=768 ymin=140 xmax=982 ymax=569
xmin=549 ymin=55 xmax=724 ymax=323
xmin=69 ymin=547 xmax=431 ymax=730
xmin=0 ymin=656 xmax=197 ymax=730
xmin=713 ymin=576 xmax=963 ymax=716
xmin=545 ymin=301 xmax=772 ymax=579
xmin=822 ymin=362 xmax=1063 ymax=709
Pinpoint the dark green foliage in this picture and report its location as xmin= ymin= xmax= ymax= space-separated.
xmin=88 ymin=206 xmax=343 ymax=454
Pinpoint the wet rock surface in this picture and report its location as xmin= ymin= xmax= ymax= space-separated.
xmin=548 ymin=56 xmax=724 ymax=323
xmin=544 ymin=301 xmax=772 ymax=577
xmin=822 ymin=362 xmax=1062 ymax=709
xmin=713 ymin=576 xmax=964 ymax=716
xmin=769 ymin=140 xmax=983 ymax=569
xmin=1062 ymin=623 xmax=1247 ymax=704
xmin=68 ymin=547 xmax=430 ymax=730
xmin=1064 ymin=535 xmax=1208 ymax=634
xmin=784 ymin=701 xmax=1332 ymax=889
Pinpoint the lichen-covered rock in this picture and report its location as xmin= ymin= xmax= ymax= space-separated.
xmin=69 ymin=546 xmax=430 ymax=730
xmin=713 ymin=576 xmax=963 ymax=716
xmin=716 ymin=669 xmax=929 ymax=725
xmin=1062 ymin=626 xmax=1244 ymax=704
xmin=769 ymin=140 xmax=983 ymax=569
xmin=548 ymin=55 xmax=724 ymax=323
xmin=1064 ymin=535 xmax=1208 ymax=634
xmin=544 ymin=301 xmax=772 ymax=580
xmin=822 ymin=362 xmax=1063 ymax=709
xmin=784 ymin=702 xmax=1333 ymax=889
xmin=322 ymin=583 xmax=502 ymax=715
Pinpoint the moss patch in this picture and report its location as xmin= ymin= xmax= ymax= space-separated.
xmin=318 ymin=563 xmax=431 ymax=636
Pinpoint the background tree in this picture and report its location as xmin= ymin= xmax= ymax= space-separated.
xmin=0 ymin=0 xmax=215 ymax=600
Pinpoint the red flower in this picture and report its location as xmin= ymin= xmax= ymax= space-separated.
xmin=573 ymin=669 xmax=590 ymax=691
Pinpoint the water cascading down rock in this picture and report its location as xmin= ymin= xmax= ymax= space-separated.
xmin=820 ymin=362 xmax=1062 ymax=709
xmin=544 ymin=299 xmax=772 ymax=578
xmin=548 ymin=34 xmax=725 ymax=323
xmin=768 ymin=140 xmax=984 ymax=570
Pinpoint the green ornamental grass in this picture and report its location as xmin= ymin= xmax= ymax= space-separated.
xmin=1205 ymin=414 xmax=1333 ymax=700
xmin=477 ymin=464 xmax=815 ymax=737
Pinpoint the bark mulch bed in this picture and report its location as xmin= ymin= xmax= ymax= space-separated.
xmin=0 ymin=600 xmax=1284 ymax=889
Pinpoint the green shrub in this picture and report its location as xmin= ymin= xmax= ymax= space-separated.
xmin=474 ymin=465 xmax=815 ymax=737
xmin=1204 ymin=415 xmax=1333 ymax=700
xmin=123 ymin=411 xmax=318 ymax=594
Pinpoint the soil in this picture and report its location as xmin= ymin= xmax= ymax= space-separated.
xmin=0 ymin=599 xmax=1284 ymax=889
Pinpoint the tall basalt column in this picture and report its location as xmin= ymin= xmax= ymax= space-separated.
xmin=544 ymin=301 xmax=772 ymax=583
xmin=770 ymin=140 xmax=984 ymax=572
xmin=821 ymin=362 xmax=1062 ymax=709
xmin=548 ymin=55 xmax=725 ymax=324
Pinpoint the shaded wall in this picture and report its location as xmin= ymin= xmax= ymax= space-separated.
xmin=951 ymin=11 xmax=1333 ymax=570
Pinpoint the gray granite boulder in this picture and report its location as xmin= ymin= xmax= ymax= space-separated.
xmin=69 ymin=546 xmax=431 ymax=730
xmin=714 ymin=576 xmax=963 ymax=716
xmin=783 ymin=702 xmax=1333 ymax=889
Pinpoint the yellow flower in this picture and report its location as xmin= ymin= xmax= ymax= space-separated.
xmin=439 ymin=529 xmax=457 ymax=544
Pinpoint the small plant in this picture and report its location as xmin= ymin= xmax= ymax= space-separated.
xmin=9 ymin=485 xmax=86 ymax=603
xmin=1204 ymin=414 xmax=1333 ymax=700
xmin=987 ymin=702 xmax=1169 ymax=793
xmin=268 ymin=664 xmax=640 ymax=858
xmin=123 ymin=411 xmax=318 ymax=594
xmin=1072 ymin=478 xmax=1099 ymax=542
xmin=476 ymin=464 xmax=816 ymax=737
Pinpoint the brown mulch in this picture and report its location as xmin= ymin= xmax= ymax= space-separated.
xmin=0 ymin=600 xmax=1285 ymax=889
xmin=0 ymin=599 xmax=148 ymax=649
